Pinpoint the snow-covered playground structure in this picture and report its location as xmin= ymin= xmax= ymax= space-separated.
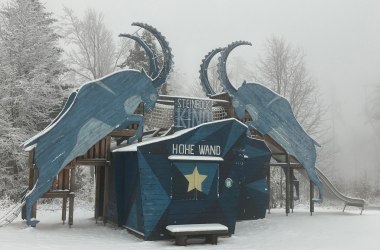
xmin=0 ymin=22 xmax=364 ymax=240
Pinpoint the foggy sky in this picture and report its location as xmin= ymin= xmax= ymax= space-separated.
xmin=3 ymin=0 xmax=380 ymax=181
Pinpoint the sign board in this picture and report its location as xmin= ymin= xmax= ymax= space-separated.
xmin=174 ymin=97 xmax=213 ymax=130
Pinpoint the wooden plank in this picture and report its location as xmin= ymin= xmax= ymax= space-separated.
xmin=98 ymin=166 xmax=105 ymax=218
xmin=58 ymin=171 xmax=64 ymax=190
xmin=105 ymin=136 xmax=111 ymax=161
xmin=94 ymin=166 xmax=101 ymax=221
xmin=103 ymin=164 xmax=109 ymax=224
xmin=62 ymin=197 xmax=67 ymax=223
xmin=42 ymin=190 xmax=73 ymax=198
xmin=28 ymin=150 xmax=35 ymax=189
xmin=290 ymin=167 xmax=294 ymax=212
xmin=70 ymin=168 xmax=76 ymax=190
xmin=32 ymin=203 xmax=37 ymax=218
xmin=109 ymin=130 xmax=136 ymax=137
xmin=285 ymin=154 xmax=290 ymax=216
xmin=90 ymin=145 xmax=95 ymax=158
xmin=51 ymin=176 xmax=58 ymax=191
xmin=99 ymin=139 xmax=105 ymax=158
xmin=69 ymin=194 xmax=74 ymax=226
xmin=95 ymin=140 xmax=100 ymax=158
xmin=63 ymin=163 xmax=75 ymax=169
xmin=29 ymin=150 xmax=38 ymax=218
xmin=63 ymin=169 xmax=70 ymax=190
xmin=73 ymin=159 xmax=108 ymax=166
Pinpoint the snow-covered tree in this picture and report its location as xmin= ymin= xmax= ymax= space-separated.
xmin=0 ymin=0 xmax=66 ymax=199
xmin=0 ymin=0 xmax=65 ymax=82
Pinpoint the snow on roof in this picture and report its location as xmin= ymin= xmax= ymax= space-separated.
xmin=112 ymin=118 xmax=247 ymax=153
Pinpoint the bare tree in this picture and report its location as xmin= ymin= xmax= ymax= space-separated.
xmin=255 ymin=36 xmax=329 ymax=207
xmin=365 ymin=85 xmax=380 ymax=194
xmin=205 ymin=56 xmax=254 ymax=95
xmin=61 ymin=7 xmax=127 ymax=81
xmin=256 ymin=36 xmax=324 ymax=137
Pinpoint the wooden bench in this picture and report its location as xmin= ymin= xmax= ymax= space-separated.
xmin=166 ymin=223 xmax=228 ymax=246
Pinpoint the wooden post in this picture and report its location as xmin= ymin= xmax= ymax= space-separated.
xmin=95 ymin=166 xmax=101 ymax=222
xmin=58 ymin=171 xmax=64 ymax=190
xmin=310 ymin=181 xmax=314 ymax=215
xmin=289 ymin=167 xmax=294 ymax=213
xmin=103 ymin=164 xmax=109 ymax=224
xmin=70 ymin=167 xmax=76 ymax=191
xmin=103 ymin=136 xmax=111 ymax=224
xmin=98 ymin=167 xmax=105 ymax=218
xmin=69 ymin=193 xmax=74 ymax=226
xmin=267 ymin=165 xmax=271 ymax=214
xmin=285 ymin=155 xmax=290 ymax=216
xmin=28 ymin=150 xmax=37 ymax=218
xmin=62 ymin=197 xmax=67 ymax=224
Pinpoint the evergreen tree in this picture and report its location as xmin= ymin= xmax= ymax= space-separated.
xmin=124 ymin=30 xmax=162 ymax=72
xmin=0 ymin=0 xmax=66 ymax=199
xmin=122 ymin=30 xmax=170 ymax=94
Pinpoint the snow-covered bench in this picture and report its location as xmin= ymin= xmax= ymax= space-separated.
xmin=166 ymin=223 xmax=228 ymax=246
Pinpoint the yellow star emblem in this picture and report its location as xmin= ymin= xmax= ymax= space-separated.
xmin=185 ymin=166 xmax=207 ymax=192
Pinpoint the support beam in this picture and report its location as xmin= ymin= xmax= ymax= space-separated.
xmin=102 ymin=164 xmax=109 ymax=224
xmin=69 ymin=193 xmax=74 ymax=226
xmin=62 ymin=197 xmax=67 ymax=223
xmin=285 ymin=154 xmax=290 ymax=216
xmin=268 ymin=163 xmax=302 ymax=168
xmin=290 ymin=167 xmax=294 ymax=213
xmin=285 ymin=168 xmax=290 ymax=215
xmin=28 ymin=150 xmax=37 ymax=218
xmin=310 ymin=182 xmax=314 ymax=215
xmin=95 ymin=166 xmax=101 ymax=222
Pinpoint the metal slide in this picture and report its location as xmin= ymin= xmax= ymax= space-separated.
xmin=298 ymin=168 xmax=365 ymax=214
xmin=0 ymin=201 xmax=25 ymax=227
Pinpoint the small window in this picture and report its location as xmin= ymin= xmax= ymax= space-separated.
xmin=171 ymin=162 xmax=219 ymax=200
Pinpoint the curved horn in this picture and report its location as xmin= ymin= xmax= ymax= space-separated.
xmin=132 ymin=22 xmax=173 ymax=89
xmin=119 ymin=33 xmax=159 ymax=78
xmin=217 ymin=41 xmax=252 ymax=97
xmin=199 ymin=47 xmax=224 ymax=96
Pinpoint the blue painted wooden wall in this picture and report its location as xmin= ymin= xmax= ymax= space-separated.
xmin=109 ymin=118 xmax=271 ymax=240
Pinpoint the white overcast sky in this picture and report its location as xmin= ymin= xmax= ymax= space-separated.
xmin=2 ymin=0 xmax=380 ymax=178
xmin=41 ymin=0 xmax=380 ymax=88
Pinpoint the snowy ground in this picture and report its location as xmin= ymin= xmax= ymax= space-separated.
xmin=0 ymin=205 xmax=379 ymax=250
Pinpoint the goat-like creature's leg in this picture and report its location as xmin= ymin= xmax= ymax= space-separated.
xmin=25 ymin=177 xmax=53 ymax=226
xmin=115 ymin=114 xmax=144 ymax=144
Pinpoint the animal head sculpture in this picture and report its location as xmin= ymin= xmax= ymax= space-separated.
xmin=199 ymin=47 xmax=225 ymax=96
xmin=118 ymin=34 xmax=159 ymax=78
xmin=216 ymin=41 xmax=252 ymax=119
xmin=21 ymin=22 xmax=173 ymax=226
xmin=119 ymin=22 xmax=174 ymax=111
xmin=131 ymin=22 xmax=174 ymax=90
xmin=215 ymin=41 xmax=323 ymax=201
